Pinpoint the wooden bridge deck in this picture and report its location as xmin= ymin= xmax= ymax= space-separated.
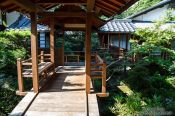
xmin=10 ymin=66 xmax=99 ymax=116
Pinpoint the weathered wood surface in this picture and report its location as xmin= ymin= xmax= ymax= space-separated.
xmin=10 ymin=92 xmax=38 ymax=116
xmin=13 ymin=66 xmax=99 ymax=116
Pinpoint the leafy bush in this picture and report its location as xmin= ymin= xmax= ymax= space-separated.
xmin=110 ymin=93 xmax=144 ymax=115
xmin=0 ymin=30 xmax=30 ymax=75
xmin=0 ymin=87 xmax=22 ymax=115
xmin=0 ymin=30 xmax=30 ymax=115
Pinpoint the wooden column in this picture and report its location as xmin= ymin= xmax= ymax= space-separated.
xmin=118 ymin=33 xmax=121 ymax=57
xmin=17 ymin=58 xmax=24 ymax=92
xmin=50 ymin=17 xmax=55 ymax=64
xmin=126 ymin=33 xmax=129 ymax=52
xmin=108 ymin=33 xmax=110 ymax=49
xmin=61 ymin=31 xmax=65 ymax=66
xmin=30 ymin=13 xmax=39 ymax=93
xmin=102 ymin=63 xmax=106 ymax=93
xmin=85 ymin=12 xmax=92 ymax=94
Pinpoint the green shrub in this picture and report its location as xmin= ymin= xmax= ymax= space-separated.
xmin=126 ymin=66 xmax=150 ymax=91
xmin=110 ymin=93 xmax=143 ymax=116
xmin=0 ymin=30 xmax=30 ymax=75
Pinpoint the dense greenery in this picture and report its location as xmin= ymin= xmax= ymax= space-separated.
xmin=0 ymin=30 xmax=30 ymax=74
xmin=64 ymin=32 xmax=99 ymax=52
xmin=116 ymin=0 xmax=163 ymax=18
xmin=96 ymin=18 xmax=175 ymax=115
xmin=0 ymin=30 xmax=30 ymax=115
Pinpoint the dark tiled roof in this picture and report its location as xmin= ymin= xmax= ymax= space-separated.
xmin=8 ymin=15 xmax=49 ymax=31
xmin=99 ymin=19 xmax=136 ymax=33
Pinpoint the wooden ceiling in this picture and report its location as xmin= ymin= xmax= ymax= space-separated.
xmin=0 ymin=0 xmax=137 ymax=17
xmin=0 ymin=0 xmax=138 ymax=30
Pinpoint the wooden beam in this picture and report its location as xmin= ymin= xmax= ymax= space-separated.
xmin=85 ymin=12 xmax=92 ymax=94
xmin=64 ymin=24 xmax=85 ymax=28
xmin=9 ymin=0 xmax=43 ymax=12
xmin=30 ymin=12 xmax=39 ymax=93
xmin=97 ymin=0 xmax=120 ymax=11
xmin=108 ymin=0 xmax=125 ymax=7
xmin=95 ymin=3 xmax=115 ymax=14
xmin=36 ymin=0 xmax=86 ymax=4
xmin=50 ymin=17 xmax=55 ymax=64
xmin=38 ymin=12 xmax=86 ymax=17
xmin=87 ymin=0 xmax=95 ymax=12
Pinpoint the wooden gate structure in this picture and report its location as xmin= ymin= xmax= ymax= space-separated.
xmin=0 ymin=0 xmax=137 ymax=115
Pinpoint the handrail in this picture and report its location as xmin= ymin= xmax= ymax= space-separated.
xmin=106 ymin=59 xmax=123 ymax=82
xmin=17 ymin=51 xmax=52 ymax=95
xmin=92 ymin=53 xmax=107 ymax=94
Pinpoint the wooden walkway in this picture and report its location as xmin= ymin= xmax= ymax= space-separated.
xmin=10 ymin=66 xmax=99 ymax=116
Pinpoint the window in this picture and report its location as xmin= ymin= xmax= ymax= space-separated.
xmin=39 ymin=32 xmax=50 ymax=48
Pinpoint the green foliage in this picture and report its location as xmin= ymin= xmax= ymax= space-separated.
xmin=0 ymin=82 xmax=22 ymax=115
xmin=116 ymin=0 xmax=163 ymax=18
xmin=0 ymin=30 xmax=30 ymax=75
xmin=64 ymin=32 xmax=100 ymax=52
xmin=128 ymin=18 xmax=175 ymax=74
xmin=0 ymin=30 xmax=30 ymax=115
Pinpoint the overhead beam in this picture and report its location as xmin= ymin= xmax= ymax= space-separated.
xmin=64 ymin=24 xmax=85 ymax=28
xmin=9 ymin=0 xmax=43 ymax=12
xmin=36 ymin=0 xmax=86 ymax=4
xmin=38 ymin=12 xmax=86 ymax=17
xmin=87 ymin=0 xmax=95 ymax=12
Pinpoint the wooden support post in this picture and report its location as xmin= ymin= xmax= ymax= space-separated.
xmin=17 ymin=58 xmax=24 ymax=92
xmin=118 ymin=33 xmax=121 ymax=57
xmin=62 ymin=31 xmax=65 ymax=66
xmin=126 ymin=34 xmax=129 ymax=52
xmin=108 ymin=33 xmax=110 ymax=50
xmin=40 ymin=51 xmax=44 ymax=63
xmin=50 ymin=17 xmax=55 ymax=64
xmin=85 ymin=12 xmax=92 ymax=94
xmin=30 ymin=13 xmax=39 ymax=93
xmin=102 ymin=62 xmax=106 ymax=93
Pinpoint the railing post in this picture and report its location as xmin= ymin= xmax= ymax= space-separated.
xmin=102 ymin=62 xmax=106 ymax=93
xmin=17 ymin=58 xmax=24 ymax=92
xmin=40 ymin=51 xmax=44 ymax=63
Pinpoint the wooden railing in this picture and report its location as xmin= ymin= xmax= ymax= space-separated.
xmin=17 ymin=51 xmax=55 ymax=96
xmin=91 ymin=53 xmax=108 ymax=97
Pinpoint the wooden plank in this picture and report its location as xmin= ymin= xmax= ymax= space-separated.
xmin=30 ymin=12 xmax=39 ymax=93
xmin=85 ymin=12 xmax=92 ymax=94
xmin=17 ymin=58 xmax=24 ymax=93
xmin=12 ymin=67 xmax=100 ymax=115
xmin=10 ymin=92 xmax=38 ymax=116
